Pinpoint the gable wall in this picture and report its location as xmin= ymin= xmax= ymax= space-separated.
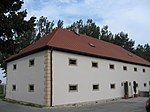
xmin=6 ymin=51 xmax=46 ymax=105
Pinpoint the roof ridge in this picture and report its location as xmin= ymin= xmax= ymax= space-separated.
xmin=46 ymin=28 xmax=61 ymax=46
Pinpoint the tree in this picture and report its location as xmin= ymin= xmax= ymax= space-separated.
xmin=100 ymin=25 xmax=113 ymax=42
xmin=67 ymin=19 xmax=100 ymax=39
xmin=35 ymin=16 xmax=54 ymax=41
xmin=134 ymin=44 xmax=150 ymax=62
xmin=0 ymin=0 xmax=36 ymax=73
xmin=57 ymin=20 xmax=63 ymax=28
xmin=113 ymin=32 xmax=135 ymax=52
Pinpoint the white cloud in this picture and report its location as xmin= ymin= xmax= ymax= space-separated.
xmin=22 ymin=0 xmax=150 ymax=45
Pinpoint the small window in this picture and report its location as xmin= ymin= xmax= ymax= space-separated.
xmin=29 ymin=59 xmax=35 ymax=67
xmin=29 ymin=84 xmax=34 ymax=92
xmin=149 ymin=81 xmax=150 ymax=85
xmin=121 ymin=82 xmax=123 ymax=86
xmin=144 ymin=83 xmax=147 ymax=87
xmin=129 ymin=82 xmax=131 ymax=86
xmin=92 ymin=62 xmax=98 ymax=68
xmin=69 ymin=59 xmax=77 ymax=66
xmin=143 ymin=69 xmax=146 ymax=73
xmin=13 ymin=64 xmax=17 ymax=70
xmin=110 ymin=84 xmax=116 ymax=89
xmin=69 ymin=84 xmax=78 ymax=92
xmin=109 ymin=64 xmax=115 ymax=69
xmin=93 ymin=84 xmax=99 ymax=91
xmin=12 ymin=85 xmax=16 ymax=91
xmin=134 ymin=67 xmax=137 ymax=72
xmin=123 ymin=66 xmax=127 ymax=71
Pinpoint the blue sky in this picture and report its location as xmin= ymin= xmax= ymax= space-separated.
xmin=0 ymin=0 xmax=150 ymax=83
xmin=22 ymin=0 xmax=150 ymax=45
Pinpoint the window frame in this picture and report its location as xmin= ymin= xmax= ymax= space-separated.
xmin=12 ymin=85 xmax=16 ymax=91
xmin=143 ymin=68 xmax=146 ymax=73
xmin=68 ymin=58 xmax=77 ymax=66
xmin=69 ymin=84 xmax=78 ymax=92
xmin=29 ymin=59 xmax=35 ymax=67
xmin=123 ymin=66 xmax=127 ymax=71
xmin=92 ymin=62 xmax=98 ymax=68
xmin=144 ymin=83 xmax=147 ymax=87
xmin=109 ymin=64 xmax=115 ymax=70
xmin=134 ymin=67 xmax=137 ymax=72
xmin=28 ymin=84 xmax=34 ymax=92
xmin=13 ymin=64 xmax=17 ymax=70
xmin=110 ymin=83 xmax=116 ymax=89
xmin=92 ymin=84 xmax=99 ymax=91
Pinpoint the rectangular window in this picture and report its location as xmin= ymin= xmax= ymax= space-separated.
xmin=144 ymin=83 xmax=147 ymax=87
xmin=143 ymin=69 xmax=146 ymax=73
xmin=69 ymin=58 xmax=77 ymax=66
xmin=121 ymin=82 xmax=123 ymax=86
xmin=109 ymin=64 xmax=115 ymax=69
xmin=92 ymin=62 xmax=98 ymax=68
xmin=129 ymin=82 xmax=131 ymax=86
xmin=93 ymin=84 xmax=99 ymax=91
xmin=110 ymin=84 xmax=116 ymax=89
xmin=134 ymin=67 xmax=137 ymax=72
xmin=13 ymin=64 xmax=17 ymax=70
xmin=123 ymin=66 xmax=127 ymax=71
xmin=12 ymin=85 xmax=16 ymax=91
xmin=29 ymin=59 xmax=35 ymax=67
xmin=28 ymin=84 xmax=34 ymax=92
xmin=69 ymin=84 xmax=78 ymax=92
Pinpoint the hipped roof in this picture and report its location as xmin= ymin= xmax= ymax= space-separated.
xmin=6 ymin=28 xmax=150 ymax=67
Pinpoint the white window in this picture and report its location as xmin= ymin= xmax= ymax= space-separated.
xmin=28 ymin=84 xmax=34 ymax=92
xmin=29 ymin=59 xmax=35 ymax=67
xmin=109 ymin=64 xmax=115 ymax=70
xmin=92 ymin=62 xmax=98 ymax=68
xmin=110 ymin=84 xmax=116 ymax=89
xmin=93 ymin=84 xmax=99 ymax=91
xmin=123 ymin=66 xmax=127 ymax=71
xmin=143 ymin=68 xmax=146 ymax=73
xmin=69 ymin=58 xmax=77 ymax=66
xmin=13 ymin=64 xmax=17 ymax=70
xmin=69 ymin=84 xmax=78 ymax=92
xmin=12 ymin=85 xmax=16 ymax=91
xmin=134 ymin=67 xmax=137 ymax=72
xmin=144 ymin=83 xmax=147 ymax=87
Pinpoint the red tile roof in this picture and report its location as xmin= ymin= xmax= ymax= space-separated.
xmin=6 ymin=28 xmax=150 ymax=66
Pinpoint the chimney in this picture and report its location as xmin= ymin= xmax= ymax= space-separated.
xmin=74 ymin=24 xmax=79 ymax=34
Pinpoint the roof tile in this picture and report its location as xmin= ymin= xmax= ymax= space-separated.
xmin=6 ymin=28 xmax=150 ymax=66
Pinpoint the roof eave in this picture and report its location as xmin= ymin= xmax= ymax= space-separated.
xmin=6 ymin=45 xmax=52 ymax=62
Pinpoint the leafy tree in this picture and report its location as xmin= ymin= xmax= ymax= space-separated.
xmin=57 ymin=20 xmax=63 ymax=28
xmin=67 ymin=19 xmax=100 ymax=39
xmin=113 ymin=32 xmax=135 ymax=52
xmin=0 ymin=0 xmax=36 ymax=73
xmin=100 ymin=25 xmax=113 ymax=42
xmin=35 ymin=16 xmax=54 ymax=41
xmin=134 ymin=44 xmax=150 ymax=62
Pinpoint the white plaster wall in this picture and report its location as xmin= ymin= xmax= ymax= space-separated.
xmin=52 ymin=50 xmax=150 ymax=106
xmin=6 ymin=51 xmax=45 ymax=105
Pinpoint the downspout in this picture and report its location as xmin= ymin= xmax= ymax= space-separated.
xmin=50 ymin=47 xmax=53 ymax=106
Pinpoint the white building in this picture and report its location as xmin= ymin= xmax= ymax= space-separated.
xmin=6 ymin=28 xmax=150 ymax=106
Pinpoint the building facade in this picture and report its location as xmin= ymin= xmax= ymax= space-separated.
xmin=6 ymin=28 xmax=150 ymax=106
